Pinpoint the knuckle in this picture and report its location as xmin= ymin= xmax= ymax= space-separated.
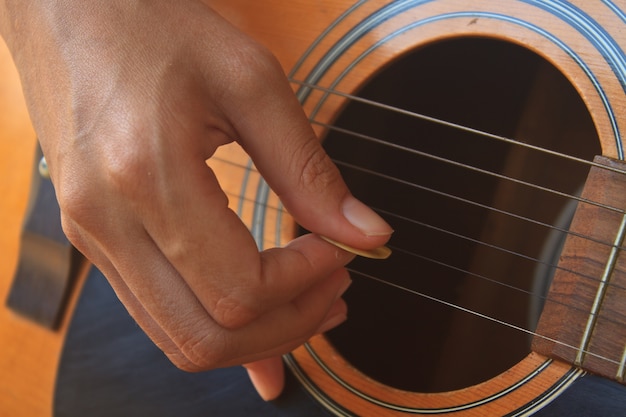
xmin=102 ymin=145 xmax=150 ymax=198
xmin=176 ymin=331 xmax=229 ymax=371
xmin=59 ymin=214 xmax=87 ymax=252
xmin=54 ymin=144 xmax=146 ymax=234
xmin=211 ymin=293 xmax=259 ymax=329
xmin=162 ymin=349 xmax=203 ymax=373
xmin=158 ymin=339 xmax=221 ymax=372
xmin=224 ymin=41 xmax=284 ymax=98
xmin=55 ymin=175 xmax=88 ymax=220
xmin=55 ymin=174 xmax=100 ymax=238
xmin=295 ymin=140 xmax=342 ymax=194
xmin=169 ymin=360 xmax=200 ymax=373
xmin=153 ymin=320 xmax=232 ymax=372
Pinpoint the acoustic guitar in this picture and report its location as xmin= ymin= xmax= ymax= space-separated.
xmin=2 ymin=0 xmax=626 ymax=416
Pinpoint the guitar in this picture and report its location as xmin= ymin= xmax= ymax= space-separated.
xmin=2 ymin=0 xmax=626 ymax=416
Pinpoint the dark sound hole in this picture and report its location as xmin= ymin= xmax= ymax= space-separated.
xmin=320 ymin=38 xmax=601 ymax=393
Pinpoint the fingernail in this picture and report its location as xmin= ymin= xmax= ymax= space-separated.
xmin=317 ymin=278 xmax=350 ymax=334
xmin=335 ymin=277 xmax=352 ymax=301
xmin=342 ymin=197 xmax=393 ymax=237
xmin=316 ymin=312 xmax=347 ymax=334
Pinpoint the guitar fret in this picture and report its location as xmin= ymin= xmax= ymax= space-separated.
xmin=575 ymin=214 xmax=626 ymax=366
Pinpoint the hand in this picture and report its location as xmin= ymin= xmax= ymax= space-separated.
xmin=0 ymin=0 xmax=392 ymax=400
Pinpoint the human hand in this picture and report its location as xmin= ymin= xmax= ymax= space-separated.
xmin=0 ymin=0 xmax=392 ymax=401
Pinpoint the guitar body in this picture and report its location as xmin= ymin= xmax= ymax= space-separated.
xmin=2 ymin=0 xmax=626 ymax=416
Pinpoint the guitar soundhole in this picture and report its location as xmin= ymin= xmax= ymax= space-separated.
xmin=320 ymin=38 xmax=601 ymax=393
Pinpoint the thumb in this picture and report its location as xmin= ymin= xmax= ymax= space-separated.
xmin=227 ymin=58 xmax=392 ymax=249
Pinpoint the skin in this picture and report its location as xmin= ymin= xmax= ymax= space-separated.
xmin=0 ymin=0 xmax=392 ymax=402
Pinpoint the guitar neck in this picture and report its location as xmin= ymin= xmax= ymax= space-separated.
xmin=533 ymin=155 xmax=626 ymax=383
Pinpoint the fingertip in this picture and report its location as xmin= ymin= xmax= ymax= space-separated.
xmin=244 ymin=357 xmax=285 ymax=401
xmin=316 ymin=298 xmax=348 ymax=334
